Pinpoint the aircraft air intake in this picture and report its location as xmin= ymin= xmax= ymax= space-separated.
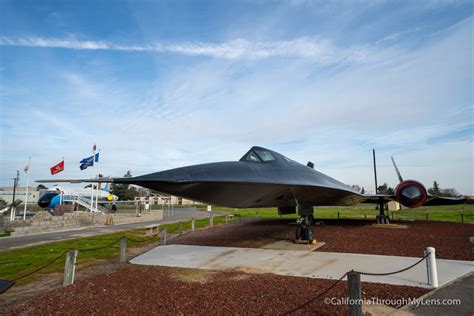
xmin=394 ymin=180 xmax=428 ymax=208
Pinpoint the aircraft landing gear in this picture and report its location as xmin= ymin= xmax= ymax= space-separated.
xmin=376 ymin=201 xmax=390 ymax=224
xmin=295 ymin=215 xmax=314 ymax=244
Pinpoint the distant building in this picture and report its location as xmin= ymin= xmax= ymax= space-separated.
xmin=0 ymin=187 xmax=45 ymax=204
xmin=134 ymin=195 xmax=200 ymax=206
xmin=387 ymin=201 xmax=401 ymax=211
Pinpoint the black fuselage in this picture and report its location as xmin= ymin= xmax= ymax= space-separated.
xmin=115 ymin=147 xmax=363 ymax=208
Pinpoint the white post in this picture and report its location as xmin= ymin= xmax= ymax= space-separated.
xmin=23 ymin=157 xmax=31 ymax=220
xmin=63 ymin=249 xmax=78 ymax=286
xmin=90 ymin=146 xmax=96 ymax=212
xmin=424 ymin=247 xmax=438 ymax=288
xmin=95 ymin=177 xmax=99 ymax=211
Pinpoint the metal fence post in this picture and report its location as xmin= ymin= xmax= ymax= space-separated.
xmin=337 ymin=212 xmax=340 ymax=221
xmin=364 ymin=213 xmax=367 ymax=220
xmin=120 ymin=237 xmax=127 ymax=263
xmin=210 ymin=215 xmax=214 ymax=227
xmin=63 ymin=249 xmax=78 ymax=287
xmin=161 ymin=228 xmax=167 ymax=245
xmin=425 ymin=213 xmax=429 ymax=221
xmin=347 ymin=271 xmax=362 ymax=316
xmin=191 ymin=218 xmax=195 ymax=231
xmin=225 ymin=215 xmax=229 ymax=225
xmin=179 ymin=222 xmax=183 ymax=236
xmin=424 ymin=247 xmax=438 ymax=288
xmin=461 ymin=213 xmax=464 ymax=223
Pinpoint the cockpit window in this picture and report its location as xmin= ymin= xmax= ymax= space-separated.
xmin=245 ymin=151 xmax=262 ymax=162
xmin=254 ymin=149 xmax=276 ymax=162
xmin=243 ymin=149 xmax=276 ymax=162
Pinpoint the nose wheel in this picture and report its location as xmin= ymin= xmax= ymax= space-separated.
xmin=376 ymin=200 xmax=390 ymax=224
xmin=295 ymin=215 xmax=314 ymax=244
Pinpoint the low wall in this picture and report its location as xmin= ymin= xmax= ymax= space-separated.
xmin=7 ymin=210 xmax=164 ymax=236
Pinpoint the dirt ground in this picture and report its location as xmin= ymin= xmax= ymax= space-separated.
xmin=173 ymin=218 xmax=474 ymax=260
xmin=3 ymin=265 xmax=428 ymax=315
xmin=2 ymin=218 xmax=472 ymax=315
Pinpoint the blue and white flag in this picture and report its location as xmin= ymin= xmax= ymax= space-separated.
xmin=80 ymin=153 xmax=99 ymax=170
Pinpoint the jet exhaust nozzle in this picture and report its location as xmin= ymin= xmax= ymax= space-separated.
xmin=395 ymin=180 xmax=428 ymax=208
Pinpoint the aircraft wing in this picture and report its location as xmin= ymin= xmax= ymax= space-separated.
xmin=36 ymin=178 xmax=132 ymax=184
xmin=422 ymin=196 xmax=470 ymax=205
xmin=359 ymin=194 xmax=469 ymax=206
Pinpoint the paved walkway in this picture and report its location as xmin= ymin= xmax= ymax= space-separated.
xmin=408 ymin=273 xmax=474 ymax=315
xmin=131 ymin=245 xmax=474 ymax=288
xmin=0 ymin=210 xmax=210 ymax=251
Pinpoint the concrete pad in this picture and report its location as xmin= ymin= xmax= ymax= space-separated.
xmin=131 ymin=245 xmax=474 ymax=288
xmin=260 ymin=240 xmax=326 ymax=251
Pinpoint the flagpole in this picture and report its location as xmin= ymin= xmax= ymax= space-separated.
xmin=60 ymin=157 xmax=64 ymax=206
xmin=23 ymin=157 xmax=31 ymax=220
xmin=95 ymin=150 xmax=100 ymax=211
xmin=11 ymin=171 xmax=19 ymax=221
xmin=90 ymin=145 xmax=96 ymax=212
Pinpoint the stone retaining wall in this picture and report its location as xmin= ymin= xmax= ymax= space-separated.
xmin=6 ymin=211 xmax=164 ymax=236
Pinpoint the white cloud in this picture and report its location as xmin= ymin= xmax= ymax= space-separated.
xmin=0 ymin=35 xmax=383 ymax=63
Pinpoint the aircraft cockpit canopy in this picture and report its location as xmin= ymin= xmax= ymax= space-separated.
xmin=241 ymin=148 xmax=276 ymax=162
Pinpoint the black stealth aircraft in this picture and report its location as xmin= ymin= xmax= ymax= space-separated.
xmin=37 ymin=146 xmax=466 ymax=242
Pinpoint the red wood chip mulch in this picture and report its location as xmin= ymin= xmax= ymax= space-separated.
xmin=5 ymin=265 xmax=428 ymax=315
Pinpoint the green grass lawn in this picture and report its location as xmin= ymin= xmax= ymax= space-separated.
xmin=0 ymin=230 xmax=160 ymax=285
xmin=0 ymin=214 xmax=230 ymax=285
xmin=209 ymin=204 xmax=474 ymax=223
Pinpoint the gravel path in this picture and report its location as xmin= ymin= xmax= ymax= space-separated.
xmin=173 ymin=219 xmax=474 ymax=260
xmin=5 ymin=265 xmax=428 ymax=315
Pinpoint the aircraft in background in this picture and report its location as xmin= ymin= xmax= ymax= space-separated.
xmin=37 ymin=184 xmax=118 ymax=209
xmin=0 ymin=200 xmax=37 ymax=218
xmin=37 ymin=146 xmax=467 ymax=242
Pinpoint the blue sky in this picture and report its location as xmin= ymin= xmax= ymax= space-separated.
xmin=0 ymin=0 xmax=472 ymax=194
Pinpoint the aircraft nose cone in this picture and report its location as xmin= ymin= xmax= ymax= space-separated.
xmin=38 ymin=193 xmax=57 ymax=208
xmin=38 ymin=197 xmax=50 ymax=208
xmin=401 ymin=185 xmax=421 ymax=202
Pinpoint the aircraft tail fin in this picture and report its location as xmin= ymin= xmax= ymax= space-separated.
xmin=391 ymin=156 xmax=404 ymax=183
xmin=372 ymin=149 xmax=378 ymax=194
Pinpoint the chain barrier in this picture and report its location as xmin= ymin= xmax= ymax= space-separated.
xmin=4 ymin=234 xmax=160 ymax=285
xmin=284 ymin=252 xmax=431 ymax=314
xmin=352 ymin=252 xmax=430 ymax=276
xmin=74 ymin=237 xmax=124 ymax=252
xmin=283 ymin=272 xmax=348 ymax=315
xmin=126 ymin=236 xmax=159 ymax=243
xmin=12 ymin=249 xmax=70 ymax=282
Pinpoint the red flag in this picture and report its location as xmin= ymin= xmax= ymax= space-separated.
xmin=50 ymin=160 xmax=64 ymax=175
